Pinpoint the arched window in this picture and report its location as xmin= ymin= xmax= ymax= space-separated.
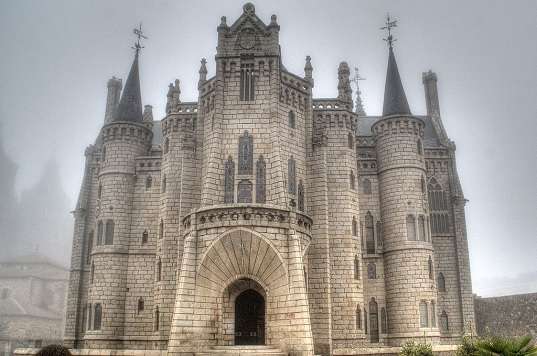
xmin=101 ymin=146 xmax=106 ymax=161
xmin=376 ymin=221 xmax=383 ymax=247
xmin=154 ymin=306 xmax=160 ymax=331
xmin=288 ymin=111 xmax=296 ymax=129
xmin=238 ymin=131 xmax=253 ymax=175
xmin=256 ymin=156 xmax=266 ymax=203
xmin=365 ymin=212 xmax=375 ymax=254
xmin=146 ymin=175 xmax=152 ymax=190
xmin=237 ymin=180 xmax=253 ymax=203
xmin=380 ymin=307 xmax=387 ymax=334
xmin=354 ymin=255 xmax=360 ymax=280
xmin=431 ymin=300 xmax=437 ymax=327
xmin=406 ymin=215 xmax=416 ymax=241
xmin=352 ymin=217 xmax=358 ymax=236
xmin=161 ymin=175 xmax=166 ymax=193
xmin=417 ymin=139 xmax=423 ymax=155
xmin=105 ymin=220 xmax=114 ymax=245
xmin=369 ymin=298 xmax=379 ymax=343
xmin=356 ymin=305 xmax=362 ymax=329
xmin=350 ymin=170 xmax=356 ymax=190
xmin=163 ymin=138 xmax=169 ymax=154
xmin=156 ymin=257 xmax=162 ymax=282
xmin=362 ymin=178 xmax=372 ymax=195
xmin=419 ymin=301 xmax=429 ymax=327
xmin=94 ymin=303 xmax=102 ymax=330
xmin=348 ymin=133 xmax=354 ymax=149
xmin=421 ymin=176 xmax=426 ymax=193
xmin=364 ymin=309 xmax=368 ymax=334
xmin=367 ymin=262 xmax=376 ymax=279
xmin=142 ymin=230 xmax=149 ymax=245
xmin=98 ymin=183 xmax=102 ymax=199
xmin=298 ymin=180 xmax=305 ymax=211
xmin=428 ymin=256 xmax=434 ymax=279
xmin=428 ymin=178 xmax=449 ymax=233
xmin=90 ymin=262 xmax=95 ymax=284
xmin=240 ymin=62 xmax=255 ymax=101
xmin=438 ymin=272 xmax=446 ymax=292
xmin=97 ymin=221 xmax=103 ymax=245
xmin=288 ymin=157 xmax=296 ymax=194
xmin=418 ymin=215 xmax=427 ymax=241
xmin=440 ymin=311 xmax=449 ymax=331
xmin=159 ymin=219 xmax=164 ymax=239
xmin=87 ymin=303 xmax=92 ymax=330
xmin=224 ymin=156 xmax=235 ymax=203
xmin=137 ymin=297 xmax=144 ymax=314
xmin=86 ymin=230 xmax=94 ymax=264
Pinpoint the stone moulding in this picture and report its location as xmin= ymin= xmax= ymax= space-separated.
xmin=181 ymin=204 xmax=313 ymax=236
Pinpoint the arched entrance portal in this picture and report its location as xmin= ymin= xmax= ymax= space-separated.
xmin=234 ymin=289 xmax=265 ymax=345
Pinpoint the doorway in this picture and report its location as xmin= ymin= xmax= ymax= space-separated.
xmin=234 ymin=289 xmax=265 ymax=345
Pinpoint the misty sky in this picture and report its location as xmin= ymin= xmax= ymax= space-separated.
xmin=1 ymin=0 xmax=536 ymax=297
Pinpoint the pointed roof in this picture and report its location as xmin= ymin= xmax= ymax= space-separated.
xmin=114 ymin=51 xmax=143 ymax=122
xmin=382 ymin=46 xmax=411 ymax=116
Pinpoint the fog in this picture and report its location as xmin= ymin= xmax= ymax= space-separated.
xmin=0 ymin=0 xmax=536 ymax=297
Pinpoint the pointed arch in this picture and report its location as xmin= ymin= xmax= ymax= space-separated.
xmin=145 ymin=175 xmax=152 ymax=190
xmin=238 ymin=131 xmax=253 ymax=175
xmin=356 ymin=305 xmax=362 ymax=330
xmin=362 ymin=178 xmax=372 ymax=194
xmin=156 ymin=257 xmax=162 ymax=282
xmin=237 ymin=179 xmax=253 ymax=203
xmin=419 ymin=301 xmax=429 ymax=327
xmin=93 ymin=303 xmax=102 ymax=330
xmin=380 ymin=307 xmax=387 ymax=334
xmin=164 ymin=137 xmax=169 ymax=154
xmin=297 ymin=180 xmax=304 ymax=212
xmin=86 ymin=230 xmax=94 ymax=264
xmin=417 ymin=139 xmax=423 ymax=155
xmin=348 ymin=132 xmax=354 ymax=149
xmin=440 ymin=311 xmax=449 ymax=331
xmin=428 ymin=256 xmax=434 ymax=279
xmin=154 ymin=306 xmax=160 ymax=331
xmin=350 ymin=170 xmax=356 ymax=190
xmin=137 ymin=297 xmax=144 ymax=314
xmin=161 ymin=175 xmax=166 ymax=193
xmin=418 ymin=215 xmax=427 ymax=241
xmin=406 ymin=215 xmax=416 ymax=241
xmin=438 ymin=272 xmax=446 ymax=292
xmin=142 ymin=230 xmax=149 ymax=244
xmin=288 ymin=111 xmax=296 ymax=129
xmin=352 ymin=216 xmax=358 ymax=236
xmin=97 ymin=221 xmax=103 ymax=245
xmin=288 ymin=156 xmax=296 ymax=194
xmin=354 ymin=255 xmax=360 ymax=280
xmin=104 ymin=220 xmax=114 ymax=245
xmin=365 ymin=212 xmax=375 ymax=254
xmin=367 ymin=262 xmax=376 ymax=279
xmin=159 ymin=219 xmax=164 ymax=239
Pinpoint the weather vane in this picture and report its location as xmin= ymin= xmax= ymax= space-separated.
xmin=132 ymin=23 xmax=148 ymax=55
xmin=351 ymin=67 xmax=366 ymax=87
xmin=380 ymin=13 xmax=397 ymax=48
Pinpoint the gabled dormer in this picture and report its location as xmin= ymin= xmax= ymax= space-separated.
xmin=217 ymin=3 xmax=280 ymax=58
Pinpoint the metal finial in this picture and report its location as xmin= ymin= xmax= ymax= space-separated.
xmin=132 ymin=23 xmax=148 ymax=55
xmin=352 ymin=67 xmax=366 ymax=115
xmin=380 ymin=13 xmax=397 ymax=48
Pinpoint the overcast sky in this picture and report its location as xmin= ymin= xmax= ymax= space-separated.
xmin=1 ymin=0 xmax=536 ymax=297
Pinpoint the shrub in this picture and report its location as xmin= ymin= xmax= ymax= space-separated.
xmin=456 ymin=335 xmax=479 ymax=356
xmin=400 ymin=341 xmax=434 ymax=356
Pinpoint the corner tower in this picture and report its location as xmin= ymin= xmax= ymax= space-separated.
xmin=86 ymin=42 xmax=153 ymax=348
xmin=372 ymin=22 xmax=439 ymax=344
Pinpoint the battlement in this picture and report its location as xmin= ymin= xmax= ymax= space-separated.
xmin=371 ymin=115 xmax=424 ymax=138
xmin=101 ymin=121 xmax=153 ymax=145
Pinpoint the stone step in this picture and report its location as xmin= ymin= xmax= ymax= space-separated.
xmin=197 ymin=345 xmax=287 ymax=356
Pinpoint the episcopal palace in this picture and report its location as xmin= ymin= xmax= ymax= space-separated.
xmin=64 ymin=3 xmax=475 ymax=355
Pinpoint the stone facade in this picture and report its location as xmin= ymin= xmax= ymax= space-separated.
xmin=63 ymin=4 xmax=475 ymax=355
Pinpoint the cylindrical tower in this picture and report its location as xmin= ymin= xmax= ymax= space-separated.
xmin=374 ymin=45 xmax=439 ymax=344
xmin=86 ymin=50 xmax=152 ymax=348
xmin=104 ymin=77 xmax=123 ymax=124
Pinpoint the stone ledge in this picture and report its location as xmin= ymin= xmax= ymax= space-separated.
xmin=14 ymin=349 xmax=167 ymax=356
xmin=333 ymin=345 xmax=457 ymax=356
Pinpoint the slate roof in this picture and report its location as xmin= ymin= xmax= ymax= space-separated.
xmin=114 ymin=52 xmax=143 ymax=123
xmin=382 ymin=46 xmax=411 ymax=117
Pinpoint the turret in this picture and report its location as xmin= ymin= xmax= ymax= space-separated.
xmin=198 ymin=58 xmax=207 ymax=89
xmin=304 ymin=56 xmax=314 ymax=87
xmin=337 ymin=62 xmax=353 ymax=110
xmin=422 ymin=70 xmax=439 ymax=117
xmin=372 ymin=32 xmax=439 ymax=344
xmin=87 ymin=43 xmax=152 ymax=347
xmin=104 ymin=77 xmax=122 ymax=124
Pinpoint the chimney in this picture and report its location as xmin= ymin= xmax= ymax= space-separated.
xmin=104 ymin=76 xmax=122 ymax=124
xmin=423 ymin=70 xmax=440 ymax=117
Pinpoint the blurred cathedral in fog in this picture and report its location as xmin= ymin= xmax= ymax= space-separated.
xmin=0 ymin=130 xmax=73 ymax=267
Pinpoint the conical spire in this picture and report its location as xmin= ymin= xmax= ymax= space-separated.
xmin=114 ymin=51 xmax=143 ymax=122
xmin=382 ymin=46 xmax=411 ymax=116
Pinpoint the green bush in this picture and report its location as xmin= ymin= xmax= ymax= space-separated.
xmin=456 ymin=335 xmax=479 ymax=356
xmin=400 ymin=341 xmax=434 ymax=356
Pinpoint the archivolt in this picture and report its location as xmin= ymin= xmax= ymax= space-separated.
xmin=197 ymin=228 xmax=288 ymax=294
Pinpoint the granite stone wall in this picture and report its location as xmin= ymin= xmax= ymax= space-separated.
xmin=474 ymin=293 xmax=537 ymax=337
